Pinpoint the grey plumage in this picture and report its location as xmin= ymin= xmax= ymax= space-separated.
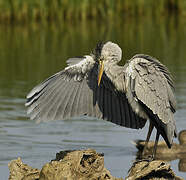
xmin=26 ymin=41 xmax=176 ymax=157
xmin=124 ymin=54 xmax=176 ymax=148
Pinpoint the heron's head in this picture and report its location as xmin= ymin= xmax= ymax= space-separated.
xmin=93 ymin=41 xmax=122 ymax=86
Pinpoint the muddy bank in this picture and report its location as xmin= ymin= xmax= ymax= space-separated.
xmin=8 ymin=149 xmax=183 ymax=180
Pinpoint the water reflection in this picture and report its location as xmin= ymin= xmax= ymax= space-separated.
xmin=179 ymin=159 xmax=186 ymax=172
xmin=0 ymin=16 xmax=186 ymax=179
xmin=135 ymin=130 xmax=186 ymax=174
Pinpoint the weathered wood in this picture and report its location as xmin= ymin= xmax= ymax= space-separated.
xmin=8 ymin=149 xmax=183 ymax=180
xmin=8 ymin=149 xmax=122 ymax=180
xmin=8 ymin=157 xmax=40 ymax=180
xmin=127 ymin=160 xmax=183 ymax=180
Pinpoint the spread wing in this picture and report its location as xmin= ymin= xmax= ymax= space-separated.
xmin=125 ymin=54 xmax=177 ymax=142
xmin=26 ymin=55 xmax=146 ymax=129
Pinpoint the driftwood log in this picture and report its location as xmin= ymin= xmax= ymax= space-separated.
xmin=8 ymin=149 xmax=183 ymax=180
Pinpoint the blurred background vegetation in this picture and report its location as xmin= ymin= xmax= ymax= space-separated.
xmin=0 ymin=0 xmax=186 ymax=90
xmin=0 ymin=0 xmax=186 ymax=81
xmin=0 ymin=0 xmax=186 ymax=23
xmin=0 ymin=0 xmax=186 ymax=84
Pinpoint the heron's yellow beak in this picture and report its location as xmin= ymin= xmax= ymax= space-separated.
xmin=98 ymin=60 xmax=104 ymax=86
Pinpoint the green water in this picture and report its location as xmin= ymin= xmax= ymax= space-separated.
xmin=1 ymin=16 xmax=186 ymax=82
xmin=0 ymin=16 xmax=186 ymax=179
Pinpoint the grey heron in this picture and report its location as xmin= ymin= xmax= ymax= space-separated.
xmin=26 ymin=41 xmax=177 ymax=158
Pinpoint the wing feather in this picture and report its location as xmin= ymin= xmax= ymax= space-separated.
xmin=99 ymin=83 xmax=104 ymax=117
xmin=94 ymin=85 xmax=101 ymax=118
xmin=66 ymin=82 xmax=80 ymax=117
xmin=103 ymin=87 xmax=109 ymax=120
xmin=70 ymin=83 xmax=82 ymax=117
xmin=78 ymin=80 xmax=88 ymax=115
xmin=26 ymin=55 xmax=146 ymax=129
xmin=62 ymin=82 xmax=78 ymax=119
xmin=107 ymin=89 xmax=113 ymax=122
xmin=115 ymin=94 xmax=122 ymax=125
xmin=68 ymin=81 xmax=84 ymax=117
xmin=44 ymin=81 xmax=70 ymax=121
xmin=119 ymin=98 xmax=125 ymax=126
xmin=125 ymin=100 xmax=131 ymax=127
xmin=28 ymin=76 xmax=66 ymax=121
xmin=129 ymin=104 xmax=136 ymax=129
xmin=111 ymin=92 xmax=117 ymax=124
xmin=126 ymin=54 xmax=176 ymax=144
xmin=37 ymin=79 xmax=68 ymax=122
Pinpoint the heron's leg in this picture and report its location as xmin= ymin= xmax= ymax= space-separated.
xmin=152 ymin=130 xmax=160 ymax=160
xmin=142 ymin=122 xmax=154 ymax=156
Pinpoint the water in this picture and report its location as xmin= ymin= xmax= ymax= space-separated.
xmin=0 ymin=16 xmax=186 ymax=179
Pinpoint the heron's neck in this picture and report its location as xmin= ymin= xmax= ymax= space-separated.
xmin=104 ymin=63 xmax=118 ymax=77
xmin=104 ymin=63 xmax=125 ymax=91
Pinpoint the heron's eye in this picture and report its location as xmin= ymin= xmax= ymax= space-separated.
xmin=99 ymin=57 xmax=104 ymax=63
xmin=99 ymin=59 xmax=103 ymax=65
